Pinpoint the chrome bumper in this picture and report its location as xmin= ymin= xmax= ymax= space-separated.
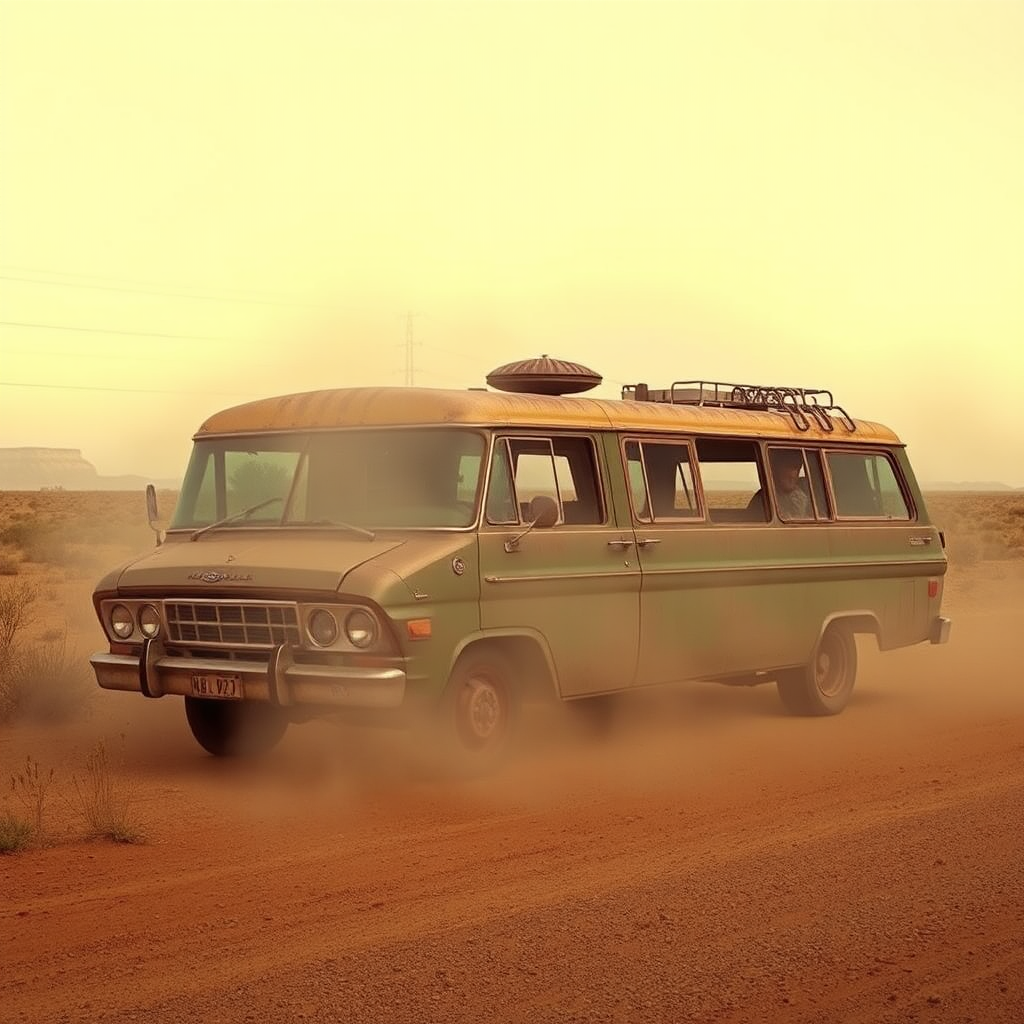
xmin=929 ymin=616 xmax=952 ymax=645
xmin=90 ymin=640 xmax=405 ymax=709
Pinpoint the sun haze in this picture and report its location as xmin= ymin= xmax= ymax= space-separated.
xmin=1 ymin=0 xmax=1021 ymax=485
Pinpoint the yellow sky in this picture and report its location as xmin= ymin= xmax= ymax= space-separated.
xmin=1 ymin=0 xmax=1022 ymax=484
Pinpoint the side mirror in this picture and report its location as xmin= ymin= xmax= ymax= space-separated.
xmin=504 ymin=495 xmax=560 ymax=552
xmin=145 ymin=484 xmax=165 ymax=546
xmin=529 ymin=495 xmax=559 ymax=529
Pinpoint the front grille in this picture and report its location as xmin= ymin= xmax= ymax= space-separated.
xmin=165 ymin=601 xmax=300 ymax=649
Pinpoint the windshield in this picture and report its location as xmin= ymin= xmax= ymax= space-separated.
xmin=169 ymin=429 xmax=486 ymax=531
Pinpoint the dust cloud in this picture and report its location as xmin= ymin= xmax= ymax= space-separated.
xmin=2 ymin=491 xmax=1023 ymax=1024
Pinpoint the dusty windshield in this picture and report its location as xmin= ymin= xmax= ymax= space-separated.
xmin=169 ymin=429 xmax=485 ymax=531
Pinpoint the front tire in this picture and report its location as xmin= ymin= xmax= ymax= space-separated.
xmin=776 ymin=625 xmax=857 ymax=716
xmin=418 ymin=650 xmax=518 ymax=776
xmin=184 ymin=697 xmax=288 ymax=757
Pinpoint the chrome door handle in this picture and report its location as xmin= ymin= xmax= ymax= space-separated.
xmin=607 ymin=538 xmax=634 ymax=549
xmin=637 ymin=538 xmax=662 ymax=547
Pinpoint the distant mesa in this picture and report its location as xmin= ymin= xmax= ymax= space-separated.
xmin=0 ymin=447 xmax=177 ymax=491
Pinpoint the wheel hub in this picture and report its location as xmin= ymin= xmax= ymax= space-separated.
xmin=815 ymin=644 xmax=844 ymax=697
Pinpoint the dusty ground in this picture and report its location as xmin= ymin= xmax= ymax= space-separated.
xmin=1 ymin=492 xmax=1023 ymax=1023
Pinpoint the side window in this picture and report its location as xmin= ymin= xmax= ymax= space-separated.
xmin=695 ymin=438 xmax=769 ymax=524
xmin=624 ymin=439 xmax=700 ymax=522
xmin=485 ymin=439 xmax=518 ymax=524
xmin=826 ymin=451 xmax=911 ymax=520
xmin=485 ymin=436 xmax=604 ymax=525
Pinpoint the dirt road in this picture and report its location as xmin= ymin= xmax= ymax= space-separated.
xmin=2 ymin=574 xmax=1023 ymax=1024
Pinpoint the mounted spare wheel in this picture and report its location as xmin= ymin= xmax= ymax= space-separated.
xmin=184 ymin=697 xmax=288 ymax=757
xmin=776 ymin=624 xmax=857 ymax=716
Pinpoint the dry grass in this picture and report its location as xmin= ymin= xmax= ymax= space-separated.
xmin=0 ymin=630 xmax=95 ymax=724
xmin=924 ymin=492 xmax=1024 ymax=565
xmin=71 ymin=740 xmax=146 ymax=844
xmin=10 ymin=754 xmax=56 ymax=840
xmin=0 ymin=811 xmax=34 ymax=853
xmin=0 ymin=489 xmax=176 ymax=572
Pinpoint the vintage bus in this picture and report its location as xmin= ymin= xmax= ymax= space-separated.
xmin=90 ymin=359 xmax=950 ymax=769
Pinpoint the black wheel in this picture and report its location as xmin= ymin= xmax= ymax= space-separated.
xmin=776 ymin=625 xmax=857 ymax=716
xmin=419 ymin=650 xmax=518 ymax=776
xmin=184 ymin=697 xmax=288 ymax=757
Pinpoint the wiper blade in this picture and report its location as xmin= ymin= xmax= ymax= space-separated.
xmin=293 ymin=518 xmax=376 ymax=541
xmin=189 ymin=497 xmax=284 ymax=542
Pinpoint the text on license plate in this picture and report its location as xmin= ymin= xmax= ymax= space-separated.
xmin=190 ymin=673 xmax=243 ymax=700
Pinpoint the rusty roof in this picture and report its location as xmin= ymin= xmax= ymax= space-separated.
xmin=195 ymin=386 xmax=902 ymax=444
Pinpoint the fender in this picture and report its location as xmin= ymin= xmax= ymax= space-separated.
xmin=810 ymin=609 xmax=881 ymax=659
xmin=448 ymin=627 xmax=562 ymax=698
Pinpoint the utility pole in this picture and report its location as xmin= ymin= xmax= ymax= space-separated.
xmin=404 ymin=311 xmax=420 ymax=386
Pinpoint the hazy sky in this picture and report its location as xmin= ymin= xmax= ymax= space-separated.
xmin=1 ymin=0 xmax=1022 ymax=484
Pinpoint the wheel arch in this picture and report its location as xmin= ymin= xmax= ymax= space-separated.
xmin=448 ymin=629 xmax=561 ymax=703
xmin=813 ymin=610 xmax=881 ymax=655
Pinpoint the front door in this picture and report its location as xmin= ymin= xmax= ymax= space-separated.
xmin=477 ymin=432 xmax=640 ymax=698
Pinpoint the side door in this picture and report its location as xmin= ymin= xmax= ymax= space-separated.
xmin=628 ymin=437 xmax=835 ymax=685
xmin=620 ymin=435 xmax=714 ymax=685
xmin=477 ymin=432 xmax=640 ymax=698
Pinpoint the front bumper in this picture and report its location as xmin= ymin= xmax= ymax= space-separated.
xmin=929 ymin=616 xmax=952 ymax=645
xmin=90 ymin=640 xmax=405 ymax=709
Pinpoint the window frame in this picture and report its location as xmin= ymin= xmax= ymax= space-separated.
xmin=765 ymin=445 xmax=833 ymax=524
xmin=621 ymin=435 xmax=706 ymax=525
xmin=484 ymin=431 xmax=608 ymax=528
xmin=693 ymin=435 xmax=772 ymax=527
xmin=822 ymin=447 xmax=917 ymax=523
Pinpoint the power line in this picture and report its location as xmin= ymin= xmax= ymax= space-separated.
xmin=0 ymin=380 xmax=259 ymax=397
xmin=0 ymin=319 xmax=247 ymax=343
xmin=0 ymin=273 xmax=325 ymax=307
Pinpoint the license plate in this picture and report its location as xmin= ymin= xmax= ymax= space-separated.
xmin=190 ymin=673 xmax=243 ymax=700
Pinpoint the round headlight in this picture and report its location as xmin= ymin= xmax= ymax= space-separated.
xmin=139 ymin=604 xmax=161 ymax=639
xmin=110 ymin=604 xmax=134 ymax=639
xmin=308 ymin=608 xmax=339 ymax=648
xmin=345 ymin=609 xmax=377 ymax=649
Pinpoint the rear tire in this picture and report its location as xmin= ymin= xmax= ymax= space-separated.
xmin=184 ymin=697 xmax=288 ymax=757
xmin=776 ymin=625 xmax=857 ymax=716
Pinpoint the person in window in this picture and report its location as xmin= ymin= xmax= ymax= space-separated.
xmin=769 ymin=449 xmax=812 ymax=520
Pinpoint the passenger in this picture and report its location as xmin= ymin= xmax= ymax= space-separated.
xmin=769 ymin=449 xmax=812 ymax=519
xmin=747 ymin=449 xmax=812 ymax=520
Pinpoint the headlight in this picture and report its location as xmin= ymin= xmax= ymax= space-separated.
xmin=110 ymin=604 xmax=134 ymax=639
xmin=345 ymin=609 xmax=377 ymax=649
xmin=307 ymin=608 xmax=339 ymax=647
xmin=139 ymin=604 xmax=161 ymax=639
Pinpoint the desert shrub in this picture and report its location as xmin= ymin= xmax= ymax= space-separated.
xmin=0 ymin=632 xmax=93 ymax=724
xmin=0 ymin=548 xmax=20 ymax=576
xmin=71 ymin=740 xmax=146 ymax=844
xmin=0 ymin=579 xmax=37 ymax=655
xmin=0 ymin=812 xmax=33 ymax=854
xmin=9 ymin=755 xmax=55 ymax=840
xmin=0 ymin=520 xmax=67 ymax=565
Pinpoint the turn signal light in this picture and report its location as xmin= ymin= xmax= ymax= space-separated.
xmin=928 ymin=579 xmax=939 ymax=599
xmin=406 ymin=618 xmax=432 ymax=640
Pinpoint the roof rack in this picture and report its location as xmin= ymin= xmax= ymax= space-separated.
xmin=620 ymin=380 xmax=857 ymax=433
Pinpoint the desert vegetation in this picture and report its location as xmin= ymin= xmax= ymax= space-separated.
xmin=925 ymin=491 xmax=1024 ymax=565
xmin=2 ymin=745 xmax=145 ymax=852
xmin=0 ymin=491 xmax=167 ymax=851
